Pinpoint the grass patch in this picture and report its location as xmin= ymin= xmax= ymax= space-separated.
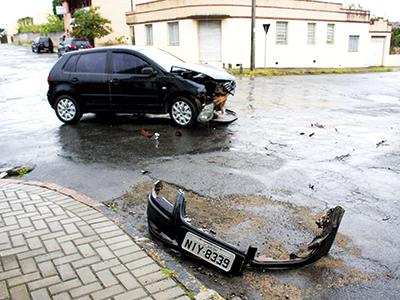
xmin=16 ymin=167 xmax=30 ymax=177
xmin=160 ymin=267 xmax=178 ymax=278
xmin=230 ymin=67 xmax=393 ymax=77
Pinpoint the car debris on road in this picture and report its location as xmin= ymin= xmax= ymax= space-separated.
xmin=147 ymin=181 xmax=345 ymax=275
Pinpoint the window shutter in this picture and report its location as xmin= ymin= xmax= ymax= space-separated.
xmin=276 ymin=22 xmax=288 ymax=45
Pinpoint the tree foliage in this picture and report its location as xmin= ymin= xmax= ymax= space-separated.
xmin=391 ymin=27 xmax=400 ymax=48
xmin=71 ymin=7 xmax=112 ymax=40
xmin=42 ymin=14 xmax=64 ymax=33
xmin=17 ymin=14 xmax=64 ymax=34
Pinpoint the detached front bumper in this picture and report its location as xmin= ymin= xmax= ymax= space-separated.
xmin=147 ymin=181 xmax=345 ymax=275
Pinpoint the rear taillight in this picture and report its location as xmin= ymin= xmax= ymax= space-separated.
xmin=47 ymin=74 xmax=51 ymax=83
xmin=88 ymin=45 xmax=93 ymax=48
xmin=69 ymin=44 xmax=77 ymax=49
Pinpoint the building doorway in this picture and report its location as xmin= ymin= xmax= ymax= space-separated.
xmin=369 ymin=37 xmax=385 ymax=66
xmin=198 ymin=20 xmax=222 ymax=64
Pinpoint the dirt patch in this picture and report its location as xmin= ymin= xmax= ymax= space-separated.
xmin=109 ymin=180 xmax=374 ymax=300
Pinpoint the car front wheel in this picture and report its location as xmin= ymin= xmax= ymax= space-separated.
xmin=55 ymin=96 xmax=82 ymax=124
xmin=170 ymin=97 xmax=198 ymax=127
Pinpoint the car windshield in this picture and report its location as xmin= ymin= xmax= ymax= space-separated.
xmin=73 ymin=40 xmax=89 ymax=47
xmin=138 ymin=48 xmax=185 ymax=72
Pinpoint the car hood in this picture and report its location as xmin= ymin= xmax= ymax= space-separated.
xmin=173 ymin=63 xmax=235 ymax=81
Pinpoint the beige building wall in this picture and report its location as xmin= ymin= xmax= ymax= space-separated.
xmin=127 ymin=0 xmax=393 ymax=68
xmin=92 ymin=0 xmax=132 ymax=45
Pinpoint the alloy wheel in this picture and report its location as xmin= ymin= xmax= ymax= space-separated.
xmin=171 ymin=101 xmax=193 ymax=126
xmin=57 ymin=98 xmax=77 ymax=122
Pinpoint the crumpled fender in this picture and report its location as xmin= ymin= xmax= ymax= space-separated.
xmin=147 ymin=181 xmax=345 ymax=275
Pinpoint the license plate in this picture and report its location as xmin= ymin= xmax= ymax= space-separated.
xmin=181 ymin=232 xmax=235 ymax=272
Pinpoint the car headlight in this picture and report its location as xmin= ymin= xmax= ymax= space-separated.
xmin=197 ymin=103 xmax=215 ymax=123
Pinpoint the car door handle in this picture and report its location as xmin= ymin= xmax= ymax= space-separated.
xmin=110 ymin=78 xmax=120 ymax=85
xmin=71 ymin=77 xmax=79 ymax=83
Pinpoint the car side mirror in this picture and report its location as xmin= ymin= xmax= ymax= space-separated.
xmin=142 ymin=67 xmax=157 ymax=76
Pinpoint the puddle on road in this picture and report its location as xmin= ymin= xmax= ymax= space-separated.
xmin=109 ymin=181 xmax=377 ymax=300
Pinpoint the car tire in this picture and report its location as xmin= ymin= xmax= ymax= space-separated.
xmin=169 ymin=96 xmax=198 ymax=127
xmin=57 ymin=51 xmax=61 ymax=58
xmin=54 ymin=95 xmax=82 ymax=124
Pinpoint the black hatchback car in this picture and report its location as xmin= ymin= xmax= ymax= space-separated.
xmin=57 ymin=38 xmax=92 ymax=57
xmin=32 ymin=37 xmax=54 ymax=53
xmin=47 ymin=46 xmax=236 ymax=127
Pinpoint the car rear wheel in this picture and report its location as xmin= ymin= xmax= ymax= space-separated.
xmin=55 ymin=96 xmax=82 ymax=124
xmin=170 ymin=97 xmax=198 ymax=127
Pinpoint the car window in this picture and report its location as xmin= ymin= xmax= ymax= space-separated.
xmin=39 ymin=38 xmax=47 ymax=42
xmin=112 ymin=52 xmax=149 ymax=74
xmin=74 ymin=41 xmax=89 ymax=47
xmin=64 ymin=55 xmax=78 ymax=73
xmin=76 ymin=52 xmax=107 ymax=74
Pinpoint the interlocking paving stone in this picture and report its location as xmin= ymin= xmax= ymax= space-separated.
xmin=57 ymin=264 xmax=77 ymax=281
xmin=9 ymin=284 xmax=30 ymax=300
xmin=52 ymin=292 xmax=71 ymax=300
xmin=48 ymin=278 xmax=82 ymax=295
xmin=0 ymin=181 xmax=188 ymax=300
xmin=116 ymin=272 xmax=140 ymax=290
xmin=153 ymin=286 xmax=186 ymax=300
xmin=37 ymin=261 xmax=58 ymax=277
xmin=28 ymin=275 xmax=61 ymax=291
xmin=132 ymin=263 xmax=161 ymax=278
xmin=1 ymin=255 xmax=19 ymax=271
xmin=0 ymin=281 xmax=9 ymax=300
xmin=70 ymin=282 xmax=102 ymax=298
xmin=31 ymin=288 xmax=52 ymax=300
xmin=96 ymin=269 xmax=118 ymax=287
xmin=77 ymin=244 xmax=96 ymax=258
xmin=113 ymin=288 xmax=148 ymax=300
xmin=19 ymin=258 xmax=38 ymax=274
xmin=138 ymin=271 xmax=167 ymax=286
xmin=76 ymin=267 xmax=97 ymax=285
xmin=90 ymin=285 xmax=125 ymax=300
xmin=146 ymin=278 xmax=177 ymax=294
xmin=7 ymin=272 xmax=41 ymax=287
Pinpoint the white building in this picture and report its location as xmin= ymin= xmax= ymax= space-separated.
xmin=126 ymin=0 xmax=395 ymax=68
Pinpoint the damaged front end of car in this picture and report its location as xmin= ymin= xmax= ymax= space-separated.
xmin=170 ymin=66 xmax=237 ymax=124
xmin=147 ymin=181 xmax=345 ymax=275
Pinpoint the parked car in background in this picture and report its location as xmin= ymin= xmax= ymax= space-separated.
xmin=31 ymin=37 xmax=54 ymax=53
xmin=58 ymin=38 xmax=92 ymax=57
xmin=47 ymin=46 xmax=236 ymax=127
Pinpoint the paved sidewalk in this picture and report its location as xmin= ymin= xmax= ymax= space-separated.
xmin=0 ymin=180 xmax=190 ymax=300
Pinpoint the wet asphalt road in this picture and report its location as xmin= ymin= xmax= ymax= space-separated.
xmin=1 ymin=44 xmax=400 ymax=299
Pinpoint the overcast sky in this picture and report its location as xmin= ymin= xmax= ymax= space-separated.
xmin=0 ymin=0 xmax=399 ymax=28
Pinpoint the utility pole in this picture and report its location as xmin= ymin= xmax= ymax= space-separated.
xmin=250 ymin=0 xmax=256 ymax=70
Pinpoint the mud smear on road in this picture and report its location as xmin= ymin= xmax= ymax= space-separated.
xmin=111 ymin=181 xmax=376 ymax=300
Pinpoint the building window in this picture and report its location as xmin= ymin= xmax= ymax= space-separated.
xmin=276 ymin=21 xmax=288 ymax=45
xmin=168 ymin=22 xmax=179 ymax=46
xmin=327 ymin=24 xmax=335 ymax=44
xmin=307 ymin=23 xmax=316 ymax=44
xmin=348 ymin=35 xmax=359 ymax=52
xmin=145 ymin=24 xmax=153 ymax=46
